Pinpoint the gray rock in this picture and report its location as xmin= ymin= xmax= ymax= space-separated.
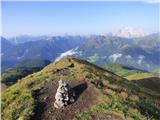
xmin=54 ymin=80 xmax=76 ymax=108
xmin=69 ymin=97 xmax=75 ymax=103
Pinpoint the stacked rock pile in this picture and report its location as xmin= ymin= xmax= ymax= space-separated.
xmin=54 ymin=80 xmax=76 ymax=108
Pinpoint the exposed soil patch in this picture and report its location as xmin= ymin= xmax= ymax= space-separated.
xmin=88 ymin=113 xmax=125 ymax=120
xmin=54 ymin=68 xmax=70 ymax=75
xmin=1 ymin=83 xmax=7 ymax=91
xmin=133 ymin=77 xmax=160 ymax=94
xmin=32 ymin=80 xmax=100 ymax=120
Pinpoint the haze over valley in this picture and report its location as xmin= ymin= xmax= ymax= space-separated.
xmin=1 ymin=30 xmax=160 ymax=72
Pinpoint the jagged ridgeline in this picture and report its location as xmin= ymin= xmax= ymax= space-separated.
xmin=2 ymin=57 xmax=160 ymax=120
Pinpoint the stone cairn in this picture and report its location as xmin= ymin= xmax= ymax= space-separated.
xmin=54 ymin=80 xmax=76 ymax=108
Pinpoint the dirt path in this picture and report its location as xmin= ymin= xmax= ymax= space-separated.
xmin=32 ymin=80 xmax=100 ymax=120
xmin=1 ymin=83 xmax=7 ymax=91
xmin=88 ymin=113 xmax=125 ymax=120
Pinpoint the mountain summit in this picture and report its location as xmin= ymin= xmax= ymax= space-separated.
xmin=115 ymin=27 xmax=146 ymax=38
xmin=2 ymin=57 xmax=160 ymax=120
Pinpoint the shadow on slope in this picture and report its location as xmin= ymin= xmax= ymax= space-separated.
xmin=73 ymin=82 xmax=87 ymax=100
xmin=32 ymin=80 xmax=97 ymax=120
xmin=132 ymin=77 xmax=160 ymax=94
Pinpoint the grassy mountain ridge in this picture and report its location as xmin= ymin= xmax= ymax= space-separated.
xmin=126 ymin=73 xmax=160 ymax=80
xmin=2 ymin=57 xmax=160 ymax=120
xmin=1 ymin=67 xmax=42 ymax=86
xmin=102 ymin=64 xmax=146 ymax=77
xmin=103 ymin=64 xmax=160 ymax=94
xmin=1 ymin=59 xmax=51 ymax=86
xmin=126 ymin=73 xmax=160 ymax=94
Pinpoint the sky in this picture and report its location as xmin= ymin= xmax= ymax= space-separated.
xmin=1 ymin=1 xmax=160 ymax=37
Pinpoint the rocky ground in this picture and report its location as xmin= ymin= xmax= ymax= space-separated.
xmin=32 ymin=80 xmax=101 ymax=120
xmin=1 ymin=83 xmax=7 ymax=91
xmin=31 ymin=78 xmax=126 ymax=120
xmin=88 ymin=113 xmax=124 ymax=120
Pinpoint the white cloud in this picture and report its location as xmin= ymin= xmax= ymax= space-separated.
xmin=55 ymin=47 xmax=78 ymax=62
xmin=125 ymin=55 xmax=132 ymax=59
xmin=137 ymin=55 xmax=145 ymax=65
xmin=109 ymin=53 xmax=122 ymax=62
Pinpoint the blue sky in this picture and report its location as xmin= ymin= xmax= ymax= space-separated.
xmin=1 ymin=1 xmax=159 ymax=37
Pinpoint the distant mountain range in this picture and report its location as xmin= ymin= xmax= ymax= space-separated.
xmin=1 ymin=33 xmax=160 ymax=72
xmin=1 ymin=36 xmax=85 ymax=70
xmin=76 ymin=33 xmax=160 ymax=72
xmin=7 ymin=35 xmax=51 ymax=44
xmin=1 ymin=37 xmax=14 ymax=53
xmin=115 ymin=27 xmax=146 ymax=38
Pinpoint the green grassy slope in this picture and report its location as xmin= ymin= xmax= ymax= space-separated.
xmin=126 ymin=73 xmax=160 ymax=94
xmin=153 ymin=68 xmax=160 ymax=73
xmin=102 ymin=64 xmax=142 ymax=77
xmin=103 ymin=64 xmax=160 ymax=93
xmin=1 ymin=67 xmax=42 ymax=86
xmin=125 ymin=73 xmax=160 ymax=80
xmin=1 ymin=59 xmax=51 ymax=86
xmin=2 ymin=57 xmax=160 ymax=120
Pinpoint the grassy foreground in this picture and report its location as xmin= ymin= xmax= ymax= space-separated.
xmin=1 ymin=57 xmax=160 ymax=120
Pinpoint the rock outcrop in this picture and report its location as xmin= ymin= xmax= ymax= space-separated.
xmin=54 ymin=80 xmax=76 ymax=108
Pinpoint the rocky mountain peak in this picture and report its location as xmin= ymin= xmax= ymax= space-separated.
xmin=115 ymin=27 xmax=146 ymax=38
